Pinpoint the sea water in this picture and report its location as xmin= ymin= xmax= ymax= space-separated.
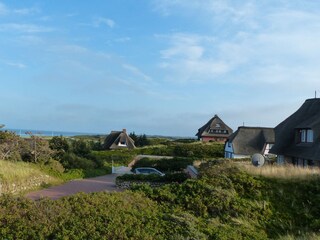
xmin=0 ymin=128 xmax=102 ymax=137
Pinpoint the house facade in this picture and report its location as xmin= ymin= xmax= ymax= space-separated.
xmin=104 ymin=129 xmax=136 ymax=150
xmin=270 ymin=98 xmax=320 ymax=167
xmin=196 ymin=114 xmax=233 ymax=142
xmin=224 ymin=127 xmax=275 ymax=159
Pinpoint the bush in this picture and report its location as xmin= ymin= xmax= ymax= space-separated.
xmin=117 ymin=172 xmax=189 ymax=183
xmin=0 ymin=192 xmax=170 ymax=239
xmin=90 ymin=150 xmax=136 ymax=166
xmin=61 ymin=153 xmax=96 ymax=170
xmin=173 ymin=143 xmax=224 ymax=158
xmin=132 ymin=157 xmax=193 ymax=172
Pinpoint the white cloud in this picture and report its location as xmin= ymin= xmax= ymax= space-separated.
xmin=155 ymin=2 xmax=320 ymax=88
xmin=122 ymin=64 xmax=152 ymax=82
xmin=0 ymin=2 xmax=39 ymax=16
xmin=114 ymin=37 xmax=131 ymax=43
xmin=93 ymin=17 xmax=115 ymax=28
xmin=0 ymin=23 xmax=53 ymax=33
xmin=18 ymin=35 xmax=44 ymax=45
xmin=0 ymin=2 xmax=8 ymax=15
xmin=152 ymin=0 xmax=258 ymax=28
xmin=158 ymin=33 xmax=231 ymax=82
xmin=13 ymin=7 xmax=39 ymax=15
xmin=4 ymin=61 xmax=26 ymax=69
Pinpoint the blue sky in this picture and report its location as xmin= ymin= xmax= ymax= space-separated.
xmin=1 ymin=0 xmax=320 ymax=136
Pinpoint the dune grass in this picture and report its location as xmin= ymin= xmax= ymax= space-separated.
xmin=0 ymin=160 xmax=61 ymax=185
xmin=0 ymin=160 xmax=46 ymax=182
xmin=277 ymin=233 xmax=320 ymax=240
xmin=243 ymin=164 xmax=320 ymax=179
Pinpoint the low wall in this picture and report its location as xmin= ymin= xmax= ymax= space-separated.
xmin=116 ymin=179 xmax=166 ymax=189
xmin=0 ymin=174 xmax=51 ymax=195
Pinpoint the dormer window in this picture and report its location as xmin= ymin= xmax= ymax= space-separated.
xmin=298 ymin=129 xmax=313 ymax=143
xmin=118 ymin=141 xmax=127 ymax=146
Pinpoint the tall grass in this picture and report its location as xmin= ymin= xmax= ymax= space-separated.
xmin=277 ymin=233 xmax=320 ymax=240
xmin=0 ymin=160 xmax=60 ymax=185
xmin=243 ymin=164 xmax=320 ymax=179
xmin=0 ymin=160 xmax=47 ymax=182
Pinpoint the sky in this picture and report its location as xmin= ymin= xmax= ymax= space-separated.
xmin=1 ymin=0 xmax=320 ymax=136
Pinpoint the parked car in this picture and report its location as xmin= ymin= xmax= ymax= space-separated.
xmin=132 ymin=167 xmax=165 ymax=176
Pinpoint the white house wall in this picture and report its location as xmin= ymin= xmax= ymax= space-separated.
xmin=224 ymin=141 xmax=233 ymax=158
xmin=263 ymin=143 xmax=274 ymax=155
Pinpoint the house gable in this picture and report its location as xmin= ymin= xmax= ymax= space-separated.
xmin=104 ymin=129 xmax=136 ymax=150
xmin=196 ymin=114 xmax=233 ymax=142
xmin=270 ymin=98 xmax=320 ymax=161
xmin=224 ymin=126 xmax=275 ymax=158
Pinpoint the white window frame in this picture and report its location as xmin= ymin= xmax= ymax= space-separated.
xmin=307 ymin=129 xmax=313 ymax=143
xmin=301 ymin=129 xmax=306 ymax=142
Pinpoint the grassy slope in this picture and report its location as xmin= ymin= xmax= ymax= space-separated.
xmin=242 ymin=164 xmax=320 ymax=239
xmin=0 ymin=160 xmax=62 ymax=193
xmin=0 ymin=160 xmax=319 ymax=239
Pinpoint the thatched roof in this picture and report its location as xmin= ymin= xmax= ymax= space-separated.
xmin=196 ymin=114 xmax=233 ymax=138
xmin=228 ymin=127 xmax=274 ymax=155
xmin=270 ymin=98 xmax=320 ymax=160
xmin=104 ymin=129 xmax=136 ymax=150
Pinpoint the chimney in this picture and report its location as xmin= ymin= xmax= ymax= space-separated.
xmin=122 ymin=128 xmax=126 ymax=133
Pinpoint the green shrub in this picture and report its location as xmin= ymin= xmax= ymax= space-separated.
xmin=60 ymin=169 xmax=85 ymax=181
xmin=61 ymin=153 xmax=97 ymax=170
xmin=0 ymin=192 xmax=168 ymax=239
xmin=116 ymin=172 xmax=189 ymax=183
xmin=90 ymin=150 xmax=135 ymax=166
xmin=173 ymin=143 xmax=224 ymax=158
xmin=132 ymin=157 xmax=193 ymax=172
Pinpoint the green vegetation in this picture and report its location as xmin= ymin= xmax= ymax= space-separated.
xmin=0 ymin=160 xmax=60 ymax=184
xmin=129 ymin=132 xmax=150 ymax=147
xmin=0 ymin=131 xmax=224 ymax=194
xmin=134 ymin=141 xmax=224 ymax=158
xmin=2 ymin=131 xmax=318 ymax=238
xmin=117 ymin=172 xmax=189 ymax=183
xmin=1 ymin=160 xmax=319 ymax=239
xmin=0 ymin=132 xmax=111 ymax=193
xmin=90 ymin=150 xmax=136 ymax=166
xmin=131 ymin=157 xmax=194 ymax=172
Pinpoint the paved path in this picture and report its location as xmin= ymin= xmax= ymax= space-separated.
xmin=27 ymin=154 xmax=173 ymax=200
xmin=26 ymin=174 xmax=120 ymax=200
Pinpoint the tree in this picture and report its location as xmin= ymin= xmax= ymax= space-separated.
xmin=129 ymin=132 xmax=138 ymax=143
xmin=71 ymin=139 xmax=91 ymax=157
xmin=129 ymin=132 xmax=149 ymax=147
xmin=138 ymin=134 xmax=150 ymax=147
xmin=49 ymin=136 xmax=70 ymax=160
xmin=0 ymin=131 xmax=22 ymax=161
xmin=26 ymin=132 xmax=54 ymax=163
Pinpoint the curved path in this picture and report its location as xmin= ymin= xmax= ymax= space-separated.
xmin=26 ymin=174 xmax=120 ymax=200
xmin=26 ymin=155 xmax=173 ymax=200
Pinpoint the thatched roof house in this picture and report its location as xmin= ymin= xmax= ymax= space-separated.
xmin=196 ymin=114 xmax=233 ymax=142
xmin=224 ymin=127 xmax=274 ymax=159
xmin=104 ymin=129 xmax=136 ymax=150
xmin=270 ymin=98 xmax=320 ymax=167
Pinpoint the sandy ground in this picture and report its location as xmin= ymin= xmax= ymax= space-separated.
xmin=26 ymin=174 xmax=120 ymax=200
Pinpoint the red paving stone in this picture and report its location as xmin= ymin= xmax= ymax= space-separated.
xmin=26 ymin=174 xmax=121 ymax=200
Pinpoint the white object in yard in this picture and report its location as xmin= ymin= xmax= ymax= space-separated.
xmin=186 ymin=165 xmax=198 ymax=178
xmin=112 ymin=166 xmax=132 ymax=174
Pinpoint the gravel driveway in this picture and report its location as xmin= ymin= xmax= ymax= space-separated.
xmin=26 ymin=174 xmax=120 ymax=200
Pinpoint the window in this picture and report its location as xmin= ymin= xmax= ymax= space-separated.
xmin=298 ymin=129 xmax=313 ymax=143
xmin=301 ymin=129 xmax=306 ymax=142
xmin=307 ymin=129 xmax=313 ymax=142
xmin=216 ymin=123 xmax=220 ymax=128
xmin=277 ymin=155 xmax=284 ymax=164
